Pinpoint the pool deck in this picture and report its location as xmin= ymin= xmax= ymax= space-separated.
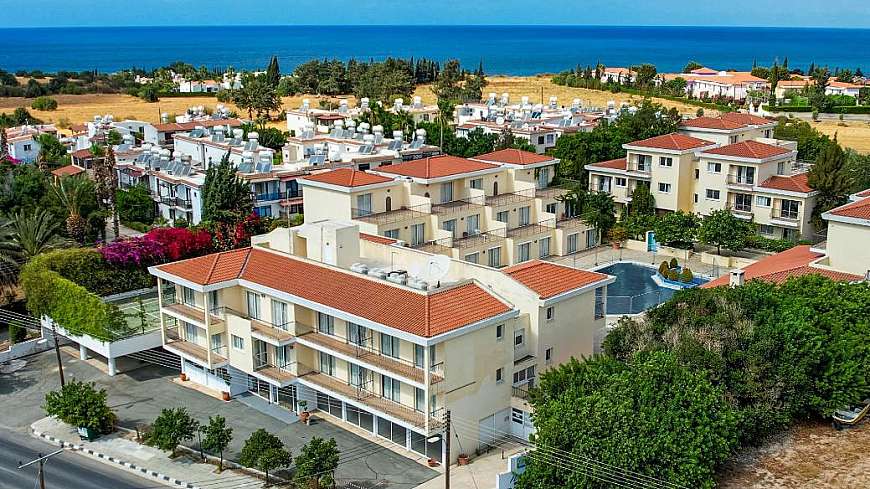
xmin=549 ymin=245 xmax=727 ymax=280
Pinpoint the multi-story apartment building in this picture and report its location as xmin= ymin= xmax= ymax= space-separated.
xmin=299 ymin=150 xmax=597 ymax=267
xmin=586 ymin=115 xmax=819 ymax=241
xmin=148 ymin=220 xmax=613 ymax=463
xmin=3 ymin=124 xmax=58 ymax=163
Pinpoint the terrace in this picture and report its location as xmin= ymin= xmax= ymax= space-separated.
xmin=506 ymin=220 xmax=556 ymax=239
xmin=352 ymin=203 xmax=430 ymax=225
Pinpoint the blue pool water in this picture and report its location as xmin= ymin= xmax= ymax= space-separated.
xmin=597 ymin=262 xmax=709 ymax=315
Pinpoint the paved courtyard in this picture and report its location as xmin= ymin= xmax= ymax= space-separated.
xmin=0 ymin=350 xmax=437 ymax=489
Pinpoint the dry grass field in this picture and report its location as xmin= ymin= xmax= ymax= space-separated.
xmin=2 ymin=75 xmax=868 ymax=153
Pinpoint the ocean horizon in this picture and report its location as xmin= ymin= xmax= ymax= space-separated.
xmin=1 ymin=25 xmax=868 ymax=75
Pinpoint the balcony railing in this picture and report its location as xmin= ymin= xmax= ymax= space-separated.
xmin=296 ymin=330 xmax=442 ymax=385
xmin=453 ymin=229 xmax=506 ymax=249
xmin=164 ymin=325 xmax=228 ymax=366
xmin=512 ymin=380 xmax=535 ymax=400
xmin=163 ymin=298 xmax=225 ymax=327
xmin=253 ymin=357 xmax=306 ymax=386
xmin=771 ymin=207 xmax=799 ymax=222
xmin=556 ymin=215 xmax=586 ymax=229
xmin=254 ymin=191 xmax=283 ymax=203
xmin=485 ymin=188 xmax=536 ymax=207
xmin=351 ymin=203 xmax=431 ymax=225
xmin=431 ymin=198 xmax=484 ymax=215
xmin=726 ymin=174 xmax=755 ymax=187
xmin=506 ymin=219 xmax=556 ymax=239
xmin=219 ymin=306 xmax=296 ymax=345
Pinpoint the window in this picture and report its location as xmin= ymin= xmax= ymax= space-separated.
xmin=545 ymin=347 xmax=553 ymax=364
xmin=496 ymin=324 xmax=504 ymax=340
xmin=440 ymin=182 xmax=453 ymax=203
xmin=658 ymin=183 xmax=671 ymax=193
xmin=23 ymin=144 xmax=32 ymax=151
xmin=705 ymin=189 xmax=721 ymax=200
xmin=636 ymin=154 xmax=652 ymax=171
xmin=271 ymin=299 xmax=287 ymax=328
xmin=615 ymin=177 xmax=627 ymax=187
xmin=349 ymin=364 xmax=368 ymax=388
xmin=546 ymin=306 xmax=555 ymax=321
xmin=442 ymin=219 xmax=457 ymax=238
xmin=707 ymin=162 xmax=722 ymax=174
xmin=780 ymin=200 xmax=800 ymax=220
xmin=496 ymin=211 xmax=509 ymax=223
xmin=211 ymin=333 xmax=223 ymax=353
xmin=319 ymin=352 xmax=335 ymax=376
xmin=758 ymin=224 xmax=775 ymax=236
xmin=355 ymin=193 xmax=372 ymax=216
xmin=317 ymin=312 xmax=334 ymax=335
xmin=594 ymin=287 xmax=605 ymax=319
xmin=487 ymin=247 xmax=501 ymax=267
xmin=208 ymin=290 xmax=220 ymax=313
xmin=514 ymin=329 xmax=525 ymax=349
xmin=465 ymin=252 xmax=479 ymax=264
xmin=694 ymin=193 xmax=699 ymax=203
xmin=777 ymin=161 xmax=786 ymax=175
xmin=545 ymin=203 xmax=557 ymax=214
xmin=518 ymin=242 xmax=531 ymax=262
xmin=415 ymin=387 xmax=426 ymax=411
xmin=232 ymin=334 xmax=244 ymax=350
xmin=495 ymin=368 xmax=504 ymax=383
xmin=539 ymin=237 xmax=551 ymax=258
xmin=734 ymin=193 xmax=752 ymax=212
xmin=783 ymin=228 xmax=797 ymax=242
xmin=382 ymin=375 xmax=400 ymax=402
xmin=537 ymin=136 xmax=545 ymax=144
xmin=470 ymin=178 xmax=483 ymax=190
xmin=695 ymin=168 xmax=700 ymax=179
xmin=734 ymin=165 xmax=755 ymax=185
xmin=410 ymin=223 xmax=424 ymax=246
xmin=246 ymin=291 xmax=260 ymax=319
xmin=729 ymin=135 xmax=739 ymax=144
xmin=384 ymin=229 xmax=399 ymax=239
xmin=756 ymin=196 xmax=771 ymax=207
xmin=513 ymin=365 xmax=536 ymax=385
xmin=659 ymin=157 xmax=673 ymax=167
xmin=184 ymin=322 xmax=199 ymax=342
xmin=546 ymin=134 xmax=555 ymax=144
xmin=254 ymin=206 xmax=272 ymax=218
xmin=414 ymin=344 xmax=425 ymax=368
xmin=518 ymin=206 xmax=531 ymax=226
xmin=348 ymin=322 xmax=368 ymax=347
xmin=567 ymin=233 xmax=578 ymax=254
xmin=466 ymin=214 xmax=480 ymax=235
xmin=537 ymin=167 xmax=550 ymax=188
xmin=182 ymin=286 xmax=195 ymax=306
xmin=380 ymin=333 xmax=400 ymax=359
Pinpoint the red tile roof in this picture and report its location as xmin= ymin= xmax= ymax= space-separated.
xmin=71 ymin=148 xmax=95 ymax=159
xmin=719 ymin=112 xmax=774 ymax=126
xmin=504 ymin=260 xmax=610 ymax=299
xmin=759 ymin=173 xmax=813 ymax=193
xmin=153 ymin=118 xmax=241 ymax=133
xmin=854 ymin=189 xmax=870 ymax=198
xmin=826 ymin=197 xmax=870 ymax=220
xmin=155 ymin=248 xmax=512 ymax=337
xmin=627 ymin=133 xmax=714 ymax=151
xmin=51 ymin=165 xmax=85 ymax=177
xmin=360 ymin=233 xmax=398 ymax=245
xmin=376 ymin=155 xmax=499 ymax=179
xmin=680 ymin=116 xmax=747 ymax=130
xmin=302 ymin=168 xmax=394 ymax=188
xmin=702 ymin=140 xmax=792 ymax=159
xmin=587 ymin=158 xmax=627 ymax=170
xmin=473 ymin=149 xmax=554 ymax=166
xmin=703 ymin=246 xmax=862 ymax=288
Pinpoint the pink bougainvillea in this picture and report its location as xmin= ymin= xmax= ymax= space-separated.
xmin=100 ymin=227 xmax=213 ymax=267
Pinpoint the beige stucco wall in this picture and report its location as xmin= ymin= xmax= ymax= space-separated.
xmin=825 ymin=220 xmax=870 ymax=275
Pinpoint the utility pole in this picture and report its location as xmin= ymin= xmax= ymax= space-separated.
xmin=444 ymin=409 xmax=451 ymax=489
xmin=51 ymin=320 xmax=65 ymax=387
xmin=18 ymin=448 xmax=65 ymax=489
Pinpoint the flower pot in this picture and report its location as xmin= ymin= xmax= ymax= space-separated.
xmin=221 ymin=391 xmax=231 ymax=401
xmin=299 ymin=411 xmax=310 ymax=424
xmin=458 ymin=454 xmax=470 ymax=466
xmin=611 ymin=242 xmax=621 ymax=250
xmin=427 ymin=458 xmax=440 ymax=467
xmin=179 ymin=373 xmax=188 ymax=382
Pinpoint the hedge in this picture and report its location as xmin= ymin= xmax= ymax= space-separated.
xmin=746 ymin=234 xmax=799 ymax=253
xmin=26 ymin=248 xmax=153 ymax=297
xmin=764 ymin=105 xmax=870 ymax=114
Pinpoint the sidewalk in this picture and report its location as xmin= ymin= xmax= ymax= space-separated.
xmin=31 ymin=417 xmax=263 ymax=489
xmin=415 ymin=445 xmax=526 ymax=489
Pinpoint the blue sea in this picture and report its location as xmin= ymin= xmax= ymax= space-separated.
xmin=1 ymin=25 xmax=868 ymax=75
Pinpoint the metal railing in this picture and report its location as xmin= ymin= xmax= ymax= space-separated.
xmin=485 ymin=188 xmax=537 ymax=207
xmin=254 ymin=191 xmax=282 ymax=202
xmin=506 ymin=219 xmax=556 ymax=239
xmin=770 ymin=207 xmax=799 ymax=221
xmin=430 ymin=198 xmax=484 ymax=215
xmin=726 ymin=174 xmax=755 ymax=187
xmin=351 ymin=203 xmax=431 ymax=224
xmin=453 ymin=229 xmax=506 ymax=249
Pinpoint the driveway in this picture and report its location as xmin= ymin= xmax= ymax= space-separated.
xmin=0 ymin=350 xmax=437 ymax=489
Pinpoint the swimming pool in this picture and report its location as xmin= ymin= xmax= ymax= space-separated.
xmin=595 ymin=262 xmax=710 ymax=315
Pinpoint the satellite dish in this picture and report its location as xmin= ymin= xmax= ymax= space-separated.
xmin=496 ymin=116 xmax=505 ymax=125
xmin=423 ymin=255 xmax=451 ymax=283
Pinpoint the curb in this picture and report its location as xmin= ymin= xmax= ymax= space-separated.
xmin=31 ymin=428 xmax=200 ymax=489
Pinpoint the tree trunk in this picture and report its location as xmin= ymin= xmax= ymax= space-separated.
xmin=112 ymin=208 xmax=120 ymax=241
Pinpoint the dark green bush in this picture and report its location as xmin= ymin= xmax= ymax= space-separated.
xmin=659 ymin=261 xmax=670 ymax=276
xmin=9 ymin=321 xmax=28 ymax=343
xmin=667 ymin=269 xmax=680 ymax=281
xmin=31 ymin=96 xmax=58 ymax=111
xmin=746 ymin=234 xmax=798 ymax=253
xmin=669 ymin=257 xmax=678 ymax=269
xmin=24 ymin=248 xmax=152 ymax=297
xmin=680 ymin=267 xmax=694 ymax=283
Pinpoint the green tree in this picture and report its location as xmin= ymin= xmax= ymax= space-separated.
xmin=683 ymin=61 xmax=703 ymax=73
xmin=517 ymin=352 xmax=739 ymax=489
xmin=698 ymin=209 xmax=752 ymax=255
xmin=35 ymin=133 xmax=68 ymax=167
xmin=265 ymin=55 xmax=281 ymax=88
xmin=630 ymin=63 xmax=658 ymax=88
xmin=653 ymin=210 xmax=700 ymax=249
xmin=808 ymin=68 xmax=833 ymax=112
xmin=145 ymin=408 xmax=200 ymax=458
xmin=773 ymin=117 xmax=831 ymax=161
xmin=808 ymin=139 xmax=850 ymax=229
xmin=844 ymin=149 xmax=870 ymax=193
xmin=293 ymin=437 xmax=340 ymax=489
xmin=0 ymin=209 xmax=68 ymax=264
xmin=240 ymin=429 xmax=291 ymax=485
xmin=201 ymin=153 xmax=253 ymax=223
xmin=581 ymin=191 xmax=617 ymax=245
xmin=31 ymin=96 xmax=58 ymax=111
xmin=232 ymin=74 xmax=281 ymax=119
xmin=43 ymin=380 xmax=115 ymax=433
xmin=116 ymin=184 xmax=155 ymax=224
xmin=200 ymin=415 xmax=233 ymax=471
xmin=628 ymin=184 xmax=655 ymax=216
xmin=50 ymin=175 xmax=94 ymax=244
xmin=92 ymin=145 xmax=119 ymax=239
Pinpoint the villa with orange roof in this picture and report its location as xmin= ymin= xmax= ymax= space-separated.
xmin=586 ymin=114 xmax=820 ymax=241
xmin=299 ymin=151 xmax=598 ymax=267
xmin=659 ymin=67 xmax=769 ymax=101
xmin=148 ymin=219 xmax=614 ymax=463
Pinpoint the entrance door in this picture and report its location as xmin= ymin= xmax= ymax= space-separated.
xmin=253 ymin=339 xmax=268 ymax=369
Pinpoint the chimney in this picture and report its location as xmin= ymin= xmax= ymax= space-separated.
xmin=729 ymin=269 xmax=745 ymax=287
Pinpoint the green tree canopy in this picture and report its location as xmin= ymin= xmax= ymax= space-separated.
xmin=293 ymin=437 xmax=340 ymax=489
xmin=628 ymin=184 xmax=655 ymax=216
xmin=200 ymin=415 xmax=233 ymax=471
xmin=265 ymin=55 xmax=281 ymax=88
xmin=240 ymin=428 xmax=291 ymax=484
xmin=698 ymin=209 xmax=753 ymax=255
xmin=808 ymin=139 xmax=850 ymax=229
xmin=653 ymin=210 xmax=700 ymax=249
xmin=43 ymin=380 xmax=115 ymax=433
xmin=145 ymin=407 xmax=199 ymax=457
xmin=201 ymin=153 xmax=253 ymax=223
xmin=116 ymin=184 xmax=155 ymax=224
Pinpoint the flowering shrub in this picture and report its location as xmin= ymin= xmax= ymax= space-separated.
xmin=212 ymin=213 xmax=266 ymax=251
xmin=100 ymin=227 xmax=213 ymax=267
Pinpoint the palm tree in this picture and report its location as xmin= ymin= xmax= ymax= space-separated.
xmin=0 ymin=209 xmax=68 ymax=262
xmin=50 ymin=175 xmax=93 ymax=244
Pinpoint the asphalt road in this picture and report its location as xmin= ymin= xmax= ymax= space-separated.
xmin=0 ymin=427 xmax=159 ymax=489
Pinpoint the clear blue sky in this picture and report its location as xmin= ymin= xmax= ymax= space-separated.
xmin=2 ymin=0 xmax=868 ymax=28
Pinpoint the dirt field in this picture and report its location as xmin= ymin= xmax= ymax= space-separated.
xmin=718 ymin=422 xmax=870 ymax=488
xmin=3 ymin=75 xmax=868 ymax=153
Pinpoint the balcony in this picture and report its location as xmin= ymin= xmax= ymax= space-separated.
xmin=556 ymin=216 xmax=586 ymax=229
xmin=251 ymin=319 xmax=295 ymax=346
xmin=254 ymin=191 xmax=283 ymax=203
xmin=296 ymin=331 xmax=442 ymax=385
xmin=770 ymin=207 xmax=800 ymax=226
xmin=726 ymin=174 xmax=755 ymax=189
xmin=159 ymin=196 xmax=193 ymax=210
xmin=453 ymin=230 xmax=505 ymax=250
xmin=300 ymin=368 xmax=437 ymax=429
xmin=431 ymin=199 xmax=483 ymax=215
xmin=412 ymin=239 xmax=454 ymax=255
xmin=252 ymin=358 xmax=310 ymax=387
xmin=164 ymin=326 xmax=228 ymax=367
xmin=352 ymin=204 xmax=430 ymax=225
xmin=485 ymin=188 xmax=536 ymax=207
xmin=506 ymin=220 xmax=556 ymax=239
xmin=163 ymin=300 xmax=224 ymax=327
xmin=512 ymin=380 xmax=535 ymax=401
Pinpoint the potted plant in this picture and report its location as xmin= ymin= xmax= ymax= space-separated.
xmin=180 ymin=372 xmax=188 ymax=382
xmin=221 ymin=391 xmax=231 ymax=401
xmin=427 ymin=458 xmax=440 ymax=467
xmin=608 ymin=226 xmax=628 ymax=249
xmin=298 ymin=400 xmax=310 ymax=424
xmin=458 ymin=453 xmax=470 ymax=465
